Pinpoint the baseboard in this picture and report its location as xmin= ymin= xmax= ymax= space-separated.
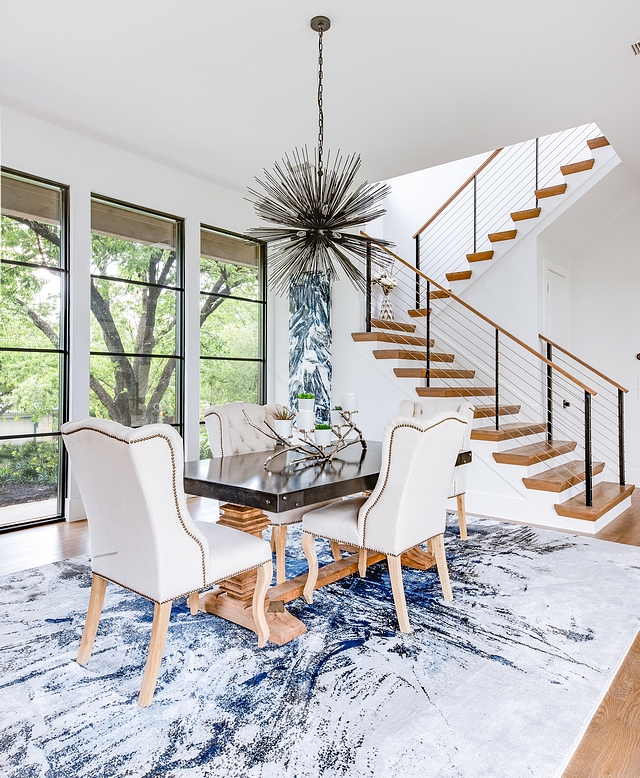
xmin=64 ymin=497 xmax=86 ymax=522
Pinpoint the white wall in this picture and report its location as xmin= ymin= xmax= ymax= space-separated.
xmin=571 ymin=198 xmax=640 ymax=485
xmin=1 ymin=106 xmax=255 ymax=518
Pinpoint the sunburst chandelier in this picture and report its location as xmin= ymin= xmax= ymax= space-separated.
xmin=248 ymin=15 xmax=392 ymax=294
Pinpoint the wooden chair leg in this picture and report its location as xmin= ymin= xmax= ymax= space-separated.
xmin=457 ymin=493 xmax=468 ymax=540
xmin=431 ymin=533 xmax=453 ymax=601
xmin=252 ymin=561 xmax=272 ymax=648
xmin=138 ymin=600 xmax=173 ymax=708
xmin=358 ymin=547 xmax=367 ymax=578
xmin=188 ymin=591 xmax=200 ymax=616
xmin=330 ymin=540 xmax=343 ymax=562
xmin=387 ymin=555 xmax=411 ymax=634
xmin=272 ymin=524 xmax=288 ymax=585
xmin=302 ymin=532 xmax=318 ymax=604
xmin=77 ymin=573 xmax=107 ymax=665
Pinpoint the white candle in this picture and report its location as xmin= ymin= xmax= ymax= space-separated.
xmin=341 ymin=393 xmax=358 ymax=411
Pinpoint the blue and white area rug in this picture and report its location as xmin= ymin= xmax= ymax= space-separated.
xmin=1 ymin=517 xmax=640 ymax=778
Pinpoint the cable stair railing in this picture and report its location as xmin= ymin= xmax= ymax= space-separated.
xmin=356 ymin=232 xmax=632 ymax=519
xmin=412 ymin=123 xmax=607 ymax=290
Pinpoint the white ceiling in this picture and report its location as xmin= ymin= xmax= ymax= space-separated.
xmin=1 ymin=0 xmax=639 ymax=192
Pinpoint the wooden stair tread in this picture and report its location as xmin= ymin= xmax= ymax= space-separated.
xmin=371 ymin=318 xmax=416 ymax=332
xmin=493 ymin=440 xmax=577 ymax=466
xmin=471 ymin=422 xmax=546 ymax=442
xmin=561 ymin=159 xmax=595 ymax=176
xmin=554 ymin=482 xmax=635 ymax=521
xmin=587 ymin=136 xmax=609 ymax=150
xmin=417 ymin=386 xmax=495 ymax=397
xmin=488 ymin=229 xmax=517 ymax=243
xmin=467 ymin=250 xmax=494 ymax=263
xmin=373 ymin=349 xmax=455 ymax=362
xmin=511 ymin=208 xmax=541 ymax=222
xmin=523 ymin=460 xmax=605 ymax=493
xmin=535 ymin=183 xmax=567 ymax=199
xmin=408 ymin=308 xmax=432 ymax=318
xmin=446 ymin=270 xmax=472 ymax=282
xmin=473 ymin=404 xmax=521 ymax=419
xmin=395 ymin=367 xmax=475 ymax=379
xmin=351 ymin=332 xmax=433 ymax=347
xmin=430 ymin=290 xmax=450 ymax=299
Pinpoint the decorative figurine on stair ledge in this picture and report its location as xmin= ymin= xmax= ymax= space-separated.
xmin=372 ymin=272 xmax=397 ymax=321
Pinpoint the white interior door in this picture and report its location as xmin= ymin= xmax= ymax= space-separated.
xmin=543 ymin=262 xmax=570 ymax=346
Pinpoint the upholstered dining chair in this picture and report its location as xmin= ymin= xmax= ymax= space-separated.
xmin=62 ymin=418 xmax=272 ymax=708
xmin=203 ymin=401 xmax=336 ymax=585
xmin=399 ymin=398 xmax=474 ymax=540
xmin=301 ymin=411 xmax=468 ymax=634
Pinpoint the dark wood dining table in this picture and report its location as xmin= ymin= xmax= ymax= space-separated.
xmin=183 ymin=442 xmax=471 ymax=645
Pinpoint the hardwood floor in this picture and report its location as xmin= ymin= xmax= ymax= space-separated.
xmin=1 ymin=494 xmax=639 ymax=774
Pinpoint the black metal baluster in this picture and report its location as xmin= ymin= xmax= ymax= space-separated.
xmin=584 ymin=391 xmax=593 ymax=507
xmin=426 ymin=279 xmax=431 ymax=387
xmin=415 ymin=234 xmax=421 ymax=311
xmin=365 ymin=240 xmax=372 ymax=332
xmin=618 ymin=388 xmax=626 ymax=486
xmin=495 ymin=329 xmax=499 ymax=430
xmin=546 ymin=342 xmax=553 ymax=441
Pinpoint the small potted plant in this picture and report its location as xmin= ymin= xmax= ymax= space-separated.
xmin=314 ymin=423 xmax=332 ymax=446
xmin=297 ymin=392 xmax=315 ymax=412
xmin=330 ymin=406 xmax=344 ymax=426
xmin=272 ymin=407 xmax=295 ymax=438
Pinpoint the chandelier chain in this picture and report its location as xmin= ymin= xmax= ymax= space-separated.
xmin=317 ymin=27 xmax=324 ymax=179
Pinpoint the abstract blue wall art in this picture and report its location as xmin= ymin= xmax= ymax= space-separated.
xmin=289 ymin=272 xmax=332 ymax=421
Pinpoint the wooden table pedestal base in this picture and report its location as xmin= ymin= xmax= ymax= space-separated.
xmin=197 ymin=503 xmax=437 ymax=646
xmin=198 ymin=503 xmax=307 ymax=646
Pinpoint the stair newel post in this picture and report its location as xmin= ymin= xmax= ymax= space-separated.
xmin=494 ymin=328 xmax=499 ymax=430
xmin=618 ymin=388 xmax=626 ymax=486
xmin=546 ymin=342 xmax=553 ymax=442
xmin=473 ymin=175 xmax=477 ymax=253
xmin=425 ymin=278 xmax=431 ymax=387
xmin=365 ymin=240 xmax=372 ymax=333
xmin=584 ymin=390 xmax=593 ymax=507
xmin=415 ymin=234 xmax=421 ymax=310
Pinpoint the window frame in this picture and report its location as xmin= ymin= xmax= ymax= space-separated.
xmin=89 ymin=194 xmax=185 ymax=433
xmin=199 ymin=224 xmax=267 ymax=438
xmin=0 ymin=167 xmax=70 ymax=532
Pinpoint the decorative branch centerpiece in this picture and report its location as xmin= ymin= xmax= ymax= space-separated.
xmin=243 ymin=393 xmax=366 ymax=471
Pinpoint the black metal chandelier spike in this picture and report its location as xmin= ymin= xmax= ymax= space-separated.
xmin=248 ymin=15 xmax=392 ymax=294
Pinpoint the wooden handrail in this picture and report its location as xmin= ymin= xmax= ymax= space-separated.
xmin=539 ymin=334 xmax=628 ymax=393
xmin=360 ymin=231 xmax=598 ymax=396
xmin=412 ymin=148 xmax=504 ymax=239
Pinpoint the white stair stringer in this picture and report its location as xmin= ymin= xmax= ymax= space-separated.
xmin=463 ymin=438 xmax=633 ymax=535
xmin=444 ymin=145 xmax=620 ymax=293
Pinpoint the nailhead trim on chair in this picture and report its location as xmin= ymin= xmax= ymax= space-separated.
xmin=361 ymin=417 xmax=467 ymax=548
xmin=203 ymin=410 xmax=224 ymax=457
xmin=93 ymin=554 xmax=272 ymax=605
xmin=63 ymin=426 xmax=208 ymax=587
xmin=302 ymin=529 xmax=440 ymax=559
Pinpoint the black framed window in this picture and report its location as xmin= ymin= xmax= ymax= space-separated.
xmin=90 ymin=196 xmax=184 ymax=431
xmin=0 ymin=170 xmax=69 ymax=530
xmin=199 ymin=226 xmax=266 ymax=458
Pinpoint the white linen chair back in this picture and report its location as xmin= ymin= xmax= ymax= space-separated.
xmin=399 ymin=399 xmax=474 ymax=496
xmin=358 ymin=412 xmax=468 ymax=555
xmin=62 ymin=418 xmax=211 ymax=603
xmin=204 ymin=402 xmax=286 ymax=457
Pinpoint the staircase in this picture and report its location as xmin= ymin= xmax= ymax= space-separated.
xmin=354 ymin=128 xmax=633 ymax=534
